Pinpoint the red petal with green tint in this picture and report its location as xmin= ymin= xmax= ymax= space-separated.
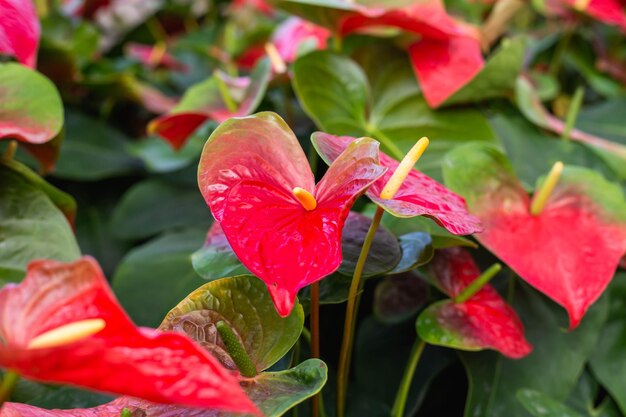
xmin=565 ymin=0 xmax=626 ymax=30
xmin=311 ymin=132 xmax=481 ymax=236
xmin=150 ymin=59 xmax=271 ymax=149
xmin=0 ymin=257 xmax=259 ymax=415
xmin=0 ymin=0 xmax=39 ymax=68
xmin=418 ymin=247 xmax=531 ymax=359
xmin=443 ymin=143 xmax=626 ymax=329
xmin=198 ymin=113 xmax=385 ymax=316
xmin=408 ymin=37 xmax=484 ymax=108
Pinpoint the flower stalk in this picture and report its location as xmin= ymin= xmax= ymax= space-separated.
xmin=454 ymin=263 xmax=502 ymax=303
xmin=0 ymin=370 xmax=19 ymax=407
xmin=530 ymin=161 xmax=564 ymax=216
xmin=390 ymin=339 xmax=426 ymax=417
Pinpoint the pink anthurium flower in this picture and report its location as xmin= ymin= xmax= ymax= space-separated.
xmin=149 ymin=59 xmax=271 ymax=150
xmin=336 ymin=0 xmax=484 ymax=108
xmin=311 ymin=133 xmax=482 ymax=236
xmin=0 ymin=0 xmax=39 ymax=68
xmin=271 ymin=17 xmax=331 ymax=64
xmin=125 ymin=43 xmax=188 ymax=72
xmin=443 ymin=143 xmax=626 ymax=329
xmin=543 ymin=0 xmax=626 ymax=31
xmin=418 ymin=247 xmax=532 ymax=359
xmin=0 ymin=257 xmax=260 ymax=416
xmin=197 ymin=112 xmax=386 ymax=316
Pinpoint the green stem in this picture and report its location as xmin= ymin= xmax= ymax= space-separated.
xmin=216 ymin=321 xmax=256 ymax=377
xmin=215 ymin=72 xmax=238 ymax=113
xmin=367 ymin=127 xmax=405 ymax=161
xmin=0 ymin=371 xmax=19 ymax=406
xmin=390 ymin=340 xmax=426 ymax=417
xmin=336 ymin=206 xmax=385 ymax=417
xmin=146 ymin=17 xmax=167 ymax=43
xmin=549 ymin=29 xmax=572 ymax=76
xmin=561 ymin=86 xmax=585 ymax=142
xmin=454 ymin=263 xmax=502 ymax=303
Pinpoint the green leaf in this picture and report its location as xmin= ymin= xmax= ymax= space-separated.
xmin=293 ymin=51 xmax=497 ymax=179
xmin=589 ymin=273 xmax=626 ymax=416
xmin=517 ymin=389 xmax=585 ymax=417
xmin=26 ymin=387 xmax=112 ymax=410
xmin=191 ymin=228 xmax=250 ymax=281
xmin=461 ymin=283 xmax=608 ymax=417
xmin=161 ymin=275 xmax=304 ymax=372
xmin=443 ymin=37 xmax=526 ymax=106
xmin=112 ymin=229 xmax=206 ymax=327
xmin=53 ymin=111 xmax=142 ymax=181
xmin=388 ymin=232 xmax=433 ymax=274
xmin=0 ymin=63 xmax=63 ymax=144
xmin=110 ymin=179 xmax=212 ymax=240
xmin=491 ymin=106 xmax=618 ymax=188
xmin=374 ymin=271 xmax=429 ymax=324
xmin=338 ymin=212 xmax=401 ymax=277
xmin=0 ymin=163 xmax=80 ymax=282
xmin=577 ymin=98 xmax=626 ymax=144
xmin=244 ymin=359 xmax=327 ymax=416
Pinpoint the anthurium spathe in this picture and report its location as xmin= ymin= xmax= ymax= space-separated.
xmin=0 ymin=0 xmax=39 ymax=68
xmin=0 ymin=256 xmax=260 ymax=415
xmin=311 ymin=132 xmax=481 ymax=236
xmin=417 ymin=247 xmax=532 ymax=359
xmin=149 ymin=59 xmax=271 ymax=149
xmin=541 ymin=0 xmax=626 ymax=31
xmin=197 ymin=112 xmax=386 ymax=316
xmin=278 ymin=0 xmax=484 ymax=107
xmin=271 ymin=17 xmax=331 ymax=64
xmin=443 ymin=143 xmax=626 ymax=329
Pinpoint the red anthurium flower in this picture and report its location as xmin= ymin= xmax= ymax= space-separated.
xmin=0 ymin=0 xmax=39 ymax=68
xmin=271 ymin=17 xmax=331 ymax=64
xmin=336 ymin=0 xmax=484 ymax=108
xmin=311 ymin=133 xmax=481 ymax=236
xmin=418 ymin=247 xmax=532 ymax=359
xmin=197 ymin=112 xmax=386 ymax=316
xmin=443 ymin=144 xmax=626 ymax=329
xmin=0 ymin=257 xmax=259 ymax=415
xmin=543 ymin=0 xmax=626 ymax=31
xmin=232 ymin=0 xmax=274 ymax=15
xmin=125 ymin=43 xmax=188 ymax=72
xmin=149 ymin=59 xmax=271 ymax=149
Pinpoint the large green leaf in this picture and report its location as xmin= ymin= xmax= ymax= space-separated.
xmin=461 ymin=283 xmax=608 ymax=417
xmin=243 ymin=359 xmax=327 ymax=416
xmin=491 ymin=106 xmax=618 ymax=189
xmin=293 ymin=51 xmax=497 ymax=179
xmin=589 ymin=273 xmax=626 ymax=416
xmin=577 ymin=98 xmax=626 ymax=144
xmin=112 ymin=229 xmax=206 ymax=327
xmin=160 ymin=275 xmax=304 ymax=372
xmin=53 ymin=111 xmax=142 ymax=181
xmin=0 ymin=163 xmax=80 ymax=282
xmin=517 ymin=390 xmax=585 ymax=417
xmin=110 ymin=179 xmax=212 ymax=240
xmin=0 ymin=63 xmax=63 ymax=144
xmin=443 ymin=37 xmax=526 ymax=106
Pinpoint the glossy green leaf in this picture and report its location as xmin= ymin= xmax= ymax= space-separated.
xmin=112 ymin=229 xmax=207 ymax=327
xmin=389 ymin=232 xmax=433 ymax=274
xmin=243 ymin=359 xmax=327 ymax=416
xmin=577 ymin=98 xmax=626 ymax=144
xmin=0 ymin=63 xmax=63 ymax=144
xmin=191 ymin=224 xmax=249 ymax=281
xmin=110 ymin=179 xmax=212 ymax=240
xmin=492 ymin=106 xmax=618 ymax=188
xmin=461 ymin=283 xmax=608 ymax=417
xmin=374 ymin=271 xmax=429 ymax=324
xmin=564 ymin=370 xmax=622 ymax=417
xmin=293 ymin=51 xmax=497 ymax=179
xmin=0 ymin=163 xmax=80 ymax=282
xmin=53 ymin=111 xmax=142 ymax=181
xmin=443 ymin=37 xmax=526 ymax=106
xmin=161 ymin=275 xmax=304 ymax=372
xmin=338 ymin=211 xmax=401 ymax=277
xmin=589 ymin=273 xmax=626 ymax=416
xmin=517 ymin=389 xmax=585 ymax=417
